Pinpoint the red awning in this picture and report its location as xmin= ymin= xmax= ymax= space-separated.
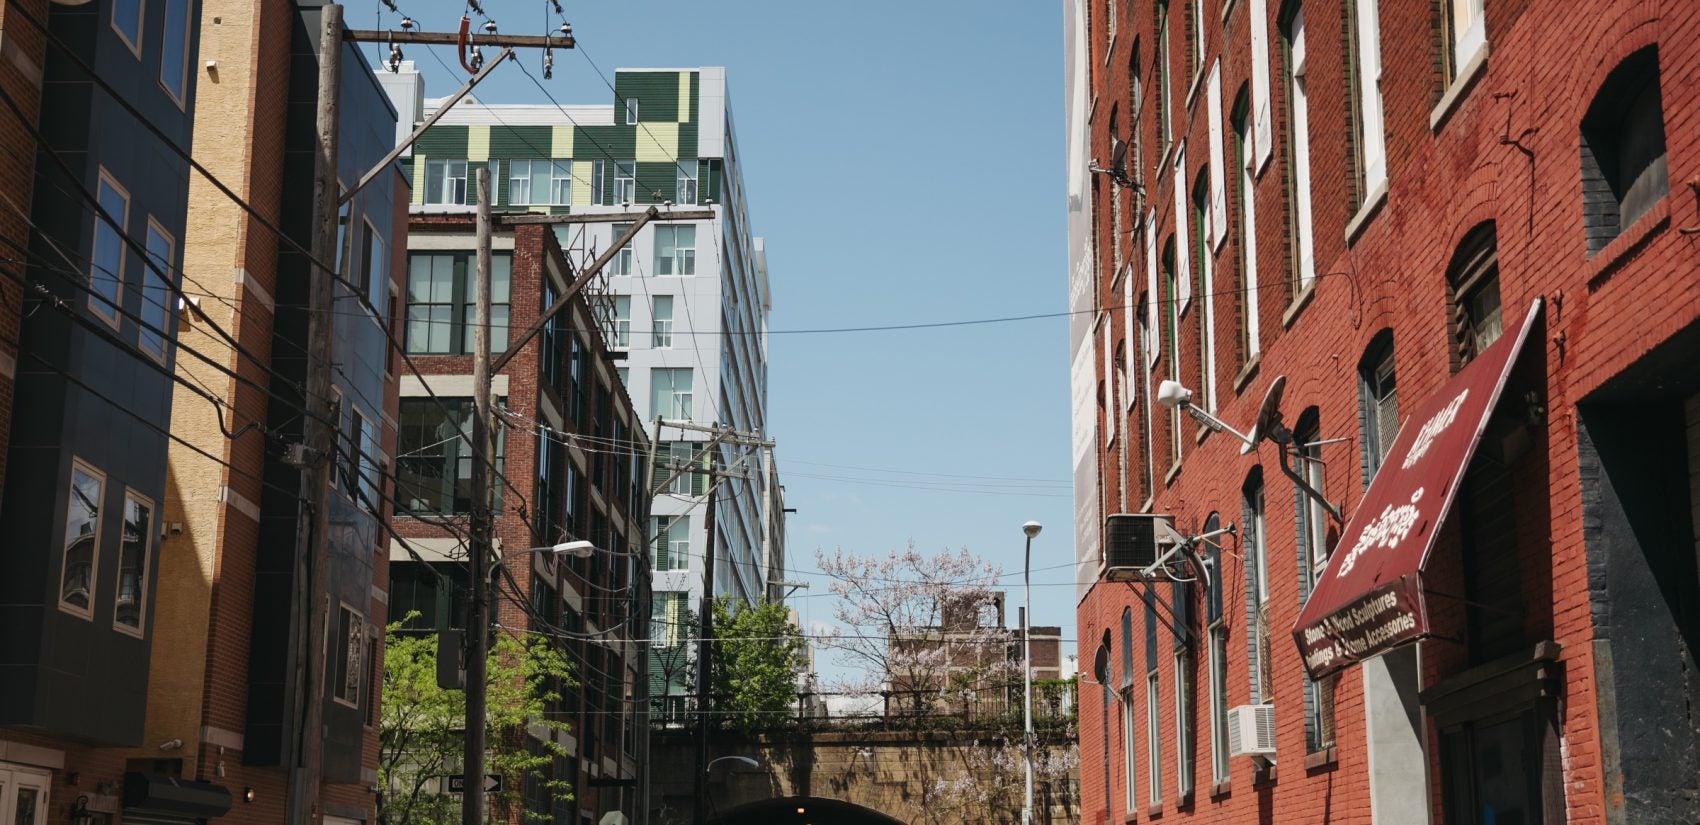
xmin=1293 ymin=299 xmax=1543 ymax=679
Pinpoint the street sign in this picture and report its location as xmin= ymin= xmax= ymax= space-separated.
xmin=446 ymin=774 xmax=504 ymax=794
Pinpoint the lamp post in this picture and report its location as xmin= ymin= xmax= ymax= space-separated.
xmin=1021 ymin=520 xmax=1042 ymax=825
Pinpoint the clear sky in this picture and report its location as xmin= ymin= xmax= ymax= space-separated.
xmin=369 ymin=0 xmax=1077 ymax=680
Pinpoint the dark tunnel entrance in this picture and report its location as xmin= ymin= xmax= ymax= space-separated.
xmin=711 ymin=795 xmax=906 ymax=825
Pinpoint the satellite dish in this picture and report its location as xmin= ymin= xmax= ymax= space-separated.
xmin=1109 ymin=136 xmax=1129 ymax=171
xmin=1241 ymin=375 xmax=1287 ymax=455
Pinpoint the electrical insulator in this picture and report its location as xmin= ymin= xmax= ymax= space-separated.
xmin=543 ymin=48 xmax=554 ymax=80
xmin=470 ymin=44 xmax=483 ymax=71
xmin=399 ymin=16 xmax=415 ymax=30
xmin=559 ymin=22 xmax=572 ymax=37
xmin=482 ymin=19 xmax=498 ymax=34
xmin=388 ymin=44 xmax=403 ymax=73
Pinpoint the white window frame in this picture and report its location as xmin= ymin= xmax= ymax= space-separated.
xmin=91 ymin=170 xmax=130 ymax=328
xmin=139 ymin=218 xmax=174 ymax=363
xmin=59 ymin=458 xmax=107 ymax=621
xmin=1353 ymin=0 xmax=1388 ymax=196
xmin=333 ymin=602 xmax=366 ymax=709
xmin=1237 ymin=115 xmax=1263 ymax=360
xmin=426 ymin=159 xmax=469 ymax=205
xmin=0 ymin=764 xmax=53 ymax=825
xmin=113 ymin=488 xmax=156 ymax=638
xmin=652 ymin=295 xmax=674 ymax=348
xmin=1286 ymin=9 xmax=1318 ymax=290
xmin=158 ymin=0 xmax=191 ymax=108
xmin=609 ymin=223 xmax=635 ymax=276
xmin=1121 ymin=692 xmax=1137 ymax=812
xmin=1194 ymin=177 xmax=1216 ymax=414
xmin=1175 ymin=647 xmax=1194 ymax=798
xmin=1207 ymin=62 xmax=1229 ymax=250
xmin=677 ymin=160 xmax=698 ymax=205
xmin=508 ymin=158 xmax=537 ymax=205
xmin=1172 ymin=143 xmax=1192 ymax=311
xmin=1208 ymin=622 xmax=1230 ymax=784
xmin=1448 ymin=0 xmax=1486 ymax=78
xmin=550 ymin=161 xmax=573 ymax=205
xmin=353 ymin=407 xmax=379 ymax=512
xmin=655 ymin=225 xmax=696 ymax=276
xmin=1146 ymin=670 xmax=1163 ymax=806
xmin=614 ymin=160 xmax=637 ymax=204
xmin=1250 ymin=0 xmax=1274 ymax=171
xmin=625 ymin=97 xmax=640 ymax=125
xmin=608 ymin=295 xmax=631 ymax=348
xmin=112 ymin=0 xmax=144 ymax=58
xmin=1192 ymin=0 xmax=1206 ymax=73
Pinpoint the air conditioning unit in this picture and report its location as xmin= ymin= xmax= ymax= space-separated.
xmin=1103 ymin=513 xmax=1176 ymax=581
xmin=1227 ymin=704 xmax=1277 ymax=762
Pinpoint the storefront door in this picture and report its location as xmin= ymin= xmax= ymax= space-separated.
xmin=0 ymin=765 xmax=50 ymax=825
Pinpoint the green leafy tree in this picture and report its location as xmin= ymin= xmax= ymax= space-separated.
xmin=378 ymin=614 xmax=575 ymax=824
xmin=708 ymin=597 xmax=808 ymax=732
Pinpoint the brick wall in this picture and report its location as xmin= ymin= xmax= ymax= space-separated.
xmin=1076 ymin=0 xmax=1700 ymax=822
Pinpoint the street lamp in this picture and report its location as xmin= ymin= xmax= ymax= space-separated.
xmin=1021 ymin=520 xmax=1042 ymax=825
xmin=503 ymin=539 xmax=598 ymax=561
xmin=704 ymin=755 xmax=759 ymax=773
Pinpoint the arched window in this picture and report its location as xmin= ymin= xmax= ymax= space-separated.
xmin=1581 ymin=46 xmax=1667 ymax=253
xmin=1447 ymin=222 xmax=1501 ymax=368
xmin=1280 ymin=1 xmax=1318 ymax=296
xmin=1230 ymin=86 xmax=1261 ymax=367
xmin=1358 ymin=328 xmax=1398 ymax=482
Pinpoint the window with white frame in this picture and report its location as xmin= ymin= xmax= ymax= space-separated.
xmin=509 ymin=159 xmax=571 ymax=206
xmin=1122 ymin=692 xmax=1137 ymax=812
xmin=1175 ymin=647 xmax=1194 ymax=798
xmin=654 ymin=225 xmax=696 ymax=276
xmin=355 ymin=408 xmax=379 ymax=512
xmin=1147 ymin=669 xmax=1163 ymax=806
xmin=1346 ymin=0 xmax=1387 ymax=203
xmin=159 ymin=0 xmax=191 ymax=105
xmin=1232 ymin=91 xmax=1262 ymax=366
xmin=1281 ymin=7 xmax=1318 ymax=293
xmin=608 ymin=223 xmax=635 ymax=276
xmin=604 ymin=295 xmax=631 ymax=348
xmin=652 ymin=295 xmax=674 ymax=348
xmin=1192 ymin=172 xmax=1216 ymax=414
xmin=1203 ymin=514 xmax=1230 ymax=785
xmin=593 ymin=159 xmax=607 ymax=205
xmin=652 ymin=592 xmax=686 ymax=647
xmin=625 ymin=97 xmax=639 ymax=125
xmin=1162 ymin=238 xmax=1182 ymax=469
xmin=551 ymin=161 xmax=573 ymax=205
xmin=651 ymin=515 xmax=691 ymax=570
xmin=614 ymin=160 xmax=637 ymax=204
xmin=112 ymin=0 xmax=143 ymax=56
xmin=334 ymin=604 xmax=366 ymax=708
xmin=60 ymin=460 xmax=105 ymax=619
xmin=651 ymin=368 xmax=694 ymax=420
xmin=425 ymin=159 xmax=469 ymax=205
xmin=1157 ymin=0 xmax=1173 ymax=154
xmin=1192 ymin=0 xmax=1205 ymax=75
xmin=139 ymin=219 xmax=173 ymax=362
xmin=1442 ymin=0 xmax=1486 ymax=83
xmin=91 ymin=171 xmax=129 ymax=326
xmin=677 ymin=160 xmax=698 ymax=205
xmin=1246 ymin=476 xmax=1273 ymax=704
xmin=114 ymin=490 xmax=154 ymax=635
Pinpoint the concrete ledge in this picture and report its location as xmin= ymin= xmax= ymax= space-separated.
xmin=0 ymin=739 xmax=64 ymax=770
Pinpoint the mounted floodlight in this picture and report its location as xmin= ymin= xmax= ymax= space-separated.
xmin=1156 ymin=379 xmax=1258 ymax=451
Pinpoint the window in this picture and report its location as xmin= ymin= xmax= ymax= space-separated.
xmin=159 ymin=0 xmax=191 ymax=105
xmin=652 ymin=295 xmax=674 ymax=348
xmin=1191 ymin=0 xmax=1205 ymax=77
xmin=112 ymin=0 xmax=143 ymax=56
xmin=341 ymin=407 xmax=364 ymax=498
xmin=677 ymin=160 xmax=698 ymax=205
xmin=1446 ymin=223 xmax=1501 ymax=367
xmin=593 ymin=159 xmax=607 ymax=205
xmin=1580 ymin=46 xmax=1667 ymax=253
xmin=1244 ymin=473 xmax=1273 ymax=704
xmin=602 ymin=295 xmax=631 ymax=348
xmin=614 ymin=160 xmax=636 ymax=204
xmin=1157 ymin=1 xmax=1173 ymax=156
xmin=424 ymin=159 xmax=469 ymax=205
xmin=1442 ymin=0 xmax=1486 ymax=83
xmin=114 ymin=491 xmax=154 ymax=636
xmin=655 ymin=225 xmax=696 ymax=275
xmin=1162 ymin=238 xmax=1182 ymax=469
xmin=395 ymin=397 xmax=505 ymax=514
xmin=60 ymin=460 xmax=105 ymax=619
xmin=1175 ymin=647 xmax=1194 ymax=798
xmin=651 ymin=368 xmax=694 ymax=420
xmin=651 ymin=515 xmax=691 ymax=569
xmin=91 ymin=171 xmax=129 ymax=326
xmin=1359 ymin=330 xmax=1398 ymax=481
xmin=1294 ymin=411 xmax=1336 ymax=754
xmin=1146 ymin=670 xmax=1163 ymax=805
xmin=356 ymin=218 xmax=385 ymax=311
xmin=625 ymin=97 xmax=639 ymax=124
xmin=1122 ymin=692 xmax=1138 ymax=812
xmin=652 ymin=592 xmax=686 ymax=647
xmin=140 ymin=220 xmax=174 ymax=361
xmin=608 ymin=223 xmax=635 ymax=276
xmin=404 ymin=252 xmax=511 ymax=355
xmin=1281 ymin=6 xmax=1318 ymax=294
xmin=1231 ymin=90 xmax=1262 ymax=366
xmin=654 ymin=442 xmax=708 ymax=496
xmin=1192 ymin=171 xmax=1216 ymax=413
xmin=1345 ymin=0 xmax=1387 ymax=204
xmin=355 ymin=408 xmax=379 ymax=512
xmin=334 ymin=604 xmax=365 ymax=708
xmin=1203 ymin=514 xmax=1229 ymax=784
xmin=509 ymin=159 xmax=572 ymax=206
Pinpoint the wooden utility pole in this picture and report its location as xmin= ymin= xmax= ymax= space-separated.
xmin=464 ymin=167 xmax=496 ymax=825
xmin=692 ymin=487 xmax=719 ymax=825
xmin=286 ymin=5 xmax=342 ymax=825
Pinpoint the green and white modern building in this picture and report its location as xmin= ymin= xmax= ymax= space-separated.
xmin=383 ymin=64 xmax=785 ymax=718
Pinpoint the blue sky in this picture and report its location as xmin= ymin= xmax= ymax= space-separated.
xmin=373 ymin=0 xmax=1076 ymax=678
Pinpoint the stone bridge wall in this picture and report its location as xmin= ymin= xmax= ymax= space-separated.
xmin=649 ymin=728 xmax=1079 ymax=825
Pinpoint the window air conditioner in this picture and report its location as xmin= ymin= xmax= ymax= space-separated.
xmin=1227 ymin=704 xmax=1277 ymax=762
xmin=1103 ymin=513 xmax=1176 ymax=581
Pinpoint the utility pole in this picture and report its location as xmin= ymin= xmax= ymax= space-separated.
xmin=286 ymin=6 xmax=341 ymax=825
xmin=692 ymin=486 xmax=718 ymax=825
xmin=464 ymin=167 xmax=495 ymax=825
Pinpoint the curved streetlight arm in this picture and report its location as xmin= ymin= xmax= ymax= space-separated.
xmin=705 ymin=755 xmax=759 ymax=774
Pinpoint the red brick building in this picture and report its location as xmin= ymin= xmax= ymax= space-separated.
xmin=1063 ymin=0 xmax=1700 ymax=823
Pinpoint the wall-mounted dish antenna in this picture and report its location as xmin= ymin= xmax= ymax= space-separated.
xmin=1241 ymin=375 xmax=1287 ymax=455
xmin=1243 ymin=375 xmax=1343 ymax=525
